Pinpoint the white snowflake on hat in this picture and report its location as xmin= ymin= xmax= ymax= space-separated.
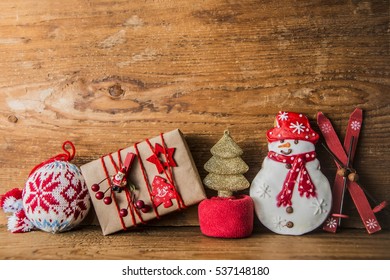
xmin=266 ymin=112 xmax=319 ymax=143
xmin=278 ymin=112 xmax=289 ymax=121
xmin=289 ymin=121 xmax=306 ymax=134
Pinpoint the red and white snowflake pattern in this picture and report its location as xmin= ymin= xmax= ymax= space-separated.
xmin=24 ymin=171 xmax=61 ymax=214
xmin=22 ymin=161 xmax=90 ymax=233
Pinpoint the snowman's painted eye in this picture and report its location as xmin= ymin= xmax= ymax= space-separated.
xmin=280 ymin=140 xmax=284 ymax=143
xmin=294 ymin=140 xmax=299 ymax=144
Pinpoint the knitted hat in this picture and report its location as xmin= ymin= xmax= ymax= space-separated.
xmin=267 ymin=111 xmax=319 ymax=143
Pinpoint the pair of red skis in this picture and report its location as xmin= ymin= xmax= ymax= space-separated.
xmin=318 ymin=109 xmax=387 ymax=234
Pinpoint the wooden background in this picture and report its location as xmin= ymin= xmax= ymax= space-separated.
xmin=0 ymin=0 xmax=389 ymax=234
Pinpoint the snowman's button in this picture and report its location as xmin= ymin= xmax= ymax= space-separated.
xmin=286 ymin=206 xmax=294 ymax=214
xmin=285 ymin=163 xmax=292 ymax=169
xmin=286 ymin=221 xmax=294 ymax=228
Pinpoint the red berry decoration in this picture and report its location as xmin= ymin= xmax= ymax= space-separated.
xmin=103 ymin=196 xmax=112 ymax=205
xmin=141 ymin=205 xmax=151 ymax=213
xmin=120 ymin=209 xmax=128 ymax=217
xmin=91 ymin=184 xmax=100 ymax=192
xmin=135 ymin=200 xmax=145 ymax=209
xmin=95 ymin=191 xmax=104 ymax=200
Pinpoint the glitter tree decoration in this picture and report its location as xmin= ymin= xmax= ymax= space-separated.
xmin=203 ymin=130 xmax=250 ymax=197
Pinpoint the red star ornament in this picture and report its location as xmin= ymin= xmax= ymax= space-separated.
xmin=146 ymin=143 xmax=177 ymax=174
xmin=151 ymin=176 xmax=176 ymax=208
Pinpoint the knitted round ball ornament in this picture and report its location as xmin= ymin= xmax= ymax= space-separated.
xmin=22 ymin=141 xmax=90 ymax=233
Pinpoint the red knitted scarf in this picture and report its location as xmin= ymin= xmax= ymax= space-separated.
xmin=268 ymin=151 xmax=317 ymax=207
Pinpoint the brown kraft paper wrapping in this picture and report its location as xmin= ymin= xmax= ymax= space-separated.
xmin=80 ymin=129 xmax=206 ymax=235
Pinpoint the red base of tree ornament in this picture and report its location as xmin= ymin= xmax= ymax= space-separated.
xmin=198 ymin=195 xmax=254 ymax=238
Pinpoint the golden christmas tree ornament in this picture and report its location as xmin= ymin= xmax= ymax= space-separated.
xmin=203 ymin=130 xmax=250 ymax=197
xmin=198 ymin=130 xmax=254 ymax=238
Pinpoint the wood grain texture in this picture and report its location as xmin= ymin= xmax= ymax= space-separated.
xmin=0 ymin=0 xmax=389 ymax=234
xmin=0 ymin=226 xmax=389 ymax=259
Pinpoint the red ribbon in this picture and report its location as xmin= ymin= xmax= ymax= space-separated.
xmin=29 ymin=141 xmax=76 ymax=177
xmin=134 ymin=133 xmax=186 ymax=219
xmin=134 ymin=143 xmax=161 ymax=219
xmin=100 ymin=150 xmax=144 ymax=231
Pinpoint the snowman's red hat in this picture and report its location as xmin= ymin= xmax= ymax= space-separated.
xmin=267 ymin=111 xmax=319 ymax=143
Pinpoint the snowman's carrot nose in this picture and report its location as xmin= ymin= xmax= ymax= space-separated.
xmin=278 ymin=142 xmax=291 ymax=148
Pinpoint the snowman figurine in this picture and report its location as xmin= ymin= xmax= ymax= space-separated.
xmin=250 ymin=112 xmax=332 ymax=235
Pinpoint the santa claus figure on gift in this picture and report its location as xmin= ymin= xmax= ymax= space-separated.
xmin=250 ymin=112 xmax=332 ymax=235
xmin=111 ymin=167 xmax=128 ymax=193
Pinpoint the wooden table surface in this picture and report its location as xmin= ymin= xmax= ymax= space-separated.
xmin=0 ymin=225 xmax=388 ymax=260
xmin=0 ymin=0 xmax=389 ymax=259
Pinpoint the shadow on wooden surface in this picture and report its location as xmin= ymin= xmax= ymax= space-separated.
xmin=0 ymin=226 xmax=389 ymax=260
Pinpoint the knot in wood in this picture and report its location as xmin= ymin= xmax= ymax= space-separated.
xmin=108 ymin=84 xmax=124 ymax=99
xmin=7 ymin=115 xmax=18 ymax=123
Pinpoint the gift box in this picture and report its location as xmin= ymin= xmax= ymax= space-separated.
xmin=80 ymin=129 xmax=206 ymax=235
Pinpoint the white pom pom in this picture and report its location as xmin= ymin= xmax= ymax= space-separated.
xmin=7 ymin=210 xmax=34 ymax=233
xmin=7 ymin=213 xmax=18 ymax=231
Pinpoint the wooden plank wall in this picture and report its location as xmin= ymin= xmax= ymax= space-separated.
xmin=0 ymin=0 xmax=389 ymax=229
